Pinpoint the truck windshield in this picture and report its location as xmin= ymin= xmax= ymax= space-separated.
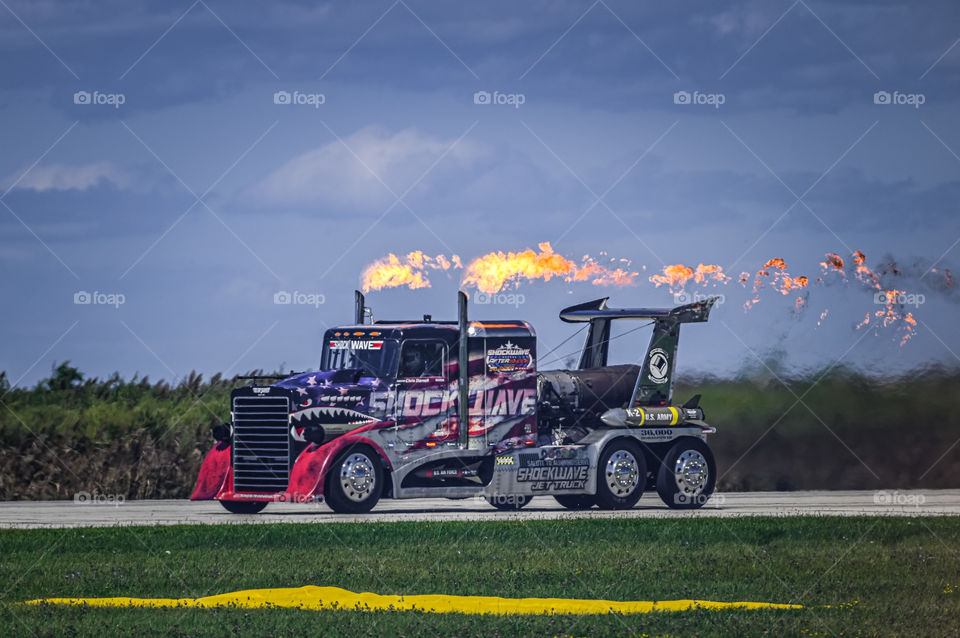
xmin=321 ymin=337 xmax=399 ymax=379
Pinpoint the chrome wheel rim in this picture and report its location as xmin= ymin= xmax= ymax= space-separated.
xmin=673 ymin=450 xmax=708 ymax=496
xmin=605 ymin=450 xmax=640 ymax=496
xmin=340 ymin=453 xmax=376 ymax=502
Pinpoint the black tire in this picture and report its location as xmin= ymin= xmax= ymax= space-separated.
xmin=656 ymin=437 xmax=716 ymax=510
xmin=595 ymin=439 xmax=647 ymax=510
xmin=486 ymin=494 xmax=531 ymax=510
xmin=324 ymin=446 xmax=384 ymax=514
xmin=219 ymin=500 xmax=267 ymax=514
xmin=554 ymin=494 xmax=595 ymax=510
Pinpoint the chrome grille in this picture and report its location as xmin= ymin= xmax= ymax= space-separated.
xmin=232 ymin=394 xmax=290 ymax=492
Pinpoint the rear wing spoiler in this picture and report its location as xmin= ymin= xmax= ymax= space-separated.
xmin=559 ymin=296 xmax=718 ymax=406
xmin=559 ymin=297 xmax=716 ymax=324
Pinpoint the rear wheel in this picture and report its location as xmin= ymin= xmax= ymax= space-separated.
xmin=325 ymin=447 xmax=384 ymax=514
xmin=486 ymin=494 xmax=531 ymax=510
xmin=554 ymin=494 xmax=595 ymax=510
xmin=219 ymin=500 xmax=267 ymax=514
xmin=595 ymin=440 xmax=647 ymax=510
xmin=656 ymin=438 xmax=716 ymax=509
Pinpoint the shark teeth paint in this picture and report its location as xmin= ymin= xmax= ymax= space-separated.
xmin=289 ymin=406 xmax=376 ymax=426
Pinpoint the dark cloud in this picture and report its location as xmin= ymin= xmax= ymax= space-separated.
xmin=2 ymin=0 xmax=960 ymax=385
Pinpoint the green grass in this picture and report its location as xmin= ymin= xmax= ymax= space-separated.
xmin=2 ymin=517 xmax=959 ymax=636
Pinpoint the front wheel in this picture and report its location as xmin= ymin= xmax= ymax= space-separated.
xmin=595 ymin=440 xmax=647 ymax=510
xmin=219 ymin=500 xmax=267 ymax=514
xmin=325 ymin=446 xmax=384 ymax=514
xmin=656 ymin=437 xmax=716 ymax=509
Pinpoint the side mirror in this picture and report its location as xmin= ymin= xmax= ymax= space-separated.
xmin=211 ymin=423 xmax=232 ymax=442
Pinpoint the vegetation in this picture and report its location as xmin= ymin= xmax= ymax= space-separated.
xmin=2 ymin=517 xmax=959 ymax=636
xmin=0 ymin=362 xmax=958 ymax=499
xmin=0 ymin=362 xmax=235 ymax=500
xmin=675 ymin=363 xmax=960 ymax=492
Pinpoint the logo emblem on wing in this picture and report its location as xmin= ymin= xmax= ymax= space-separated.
xmin=647 ymin=348 xmax=669 ymax=384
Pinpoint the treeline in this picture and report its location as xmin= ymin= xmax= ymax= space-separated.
xmin=675 ymin=363 xmax=960 ymax=492
xmin=0 ymin=363 xmax=244 ymax=500
xmin=0 ymin=362 xmax=958 ymax=500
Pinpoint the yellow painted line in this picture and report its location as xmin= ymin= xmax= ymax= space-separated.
xmin=22 ymin=586 xmax=802 ymax=615
xmin=668 ymin=406 xmax=679 ymax=425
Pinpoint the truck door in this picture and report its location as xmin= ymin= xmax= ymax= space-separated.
xmin=394 ymin=339 xmax=456 ymax=449
xmin=478 ymin=336 xmax=538 ymax=450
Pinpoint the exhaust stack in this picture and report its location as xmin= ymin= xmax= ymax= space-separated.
xmin=458 ymin=291 xmax=469 ymax=449
xmin=354 ymin=290 xmax=367 ymax=325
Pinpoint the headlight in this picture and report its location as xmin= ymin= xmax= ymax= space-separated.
xmin=304 ymin=424 xmax=325 ymax=444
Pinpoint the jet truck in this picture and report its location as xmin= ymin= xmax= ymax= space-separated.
xmin=192 ymin=291 xmax=720 ymax=513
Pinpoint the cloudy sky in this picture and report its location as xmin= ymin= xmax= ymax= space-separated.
xmin=2 ymin=0 xmax=960 ymax=387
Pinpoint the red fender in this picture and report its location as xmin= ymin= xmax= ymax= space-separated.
xmin=285 ymin=435 xmax=391 ymax=503
xmin=190 ymin=442 xmax=232 ymax=500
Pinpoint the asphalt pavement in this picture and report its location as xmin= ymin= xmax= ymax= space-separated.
xmin=0 ymin=490 xmax=953 ymax=529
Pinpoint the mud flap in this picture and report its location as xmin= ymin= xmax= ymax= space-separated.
xmin=286 ymin=443 xmax=326 ymax=503
xmin=190 ymin=441 xmax=232 ymax=500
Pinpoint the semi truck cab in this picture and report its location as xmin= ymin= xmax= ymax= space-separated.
xmin=192 ymin=291 xmax=719 ymax=514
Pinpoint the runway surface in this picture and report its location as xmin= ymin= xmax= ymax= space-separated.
xmin=1 ymin=490 xmax=955 ymax=529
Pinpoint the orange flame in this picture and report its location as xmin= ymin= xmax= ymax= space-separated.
xmin=762 ymin=258 xmax=787 ymax=271
xmin=821 ymin=253 xmax=844 ymax=273
xmin=361 ymin=251 xmax=462 ymax=292
xmin=461 ymin=242 xmax=637 ymax=294
xmin=855 ymin=288 xmax=918 ymax=345
xmin=852 ymin=250 xmax=881 ymax=290
xmin=742 ymin=258 xmax=808 ymax=307
xmin=361 ymin=246 xmax=925 ymax=348
xmin=821 ymin=250 xmax=881 ymax=288
xmin=649 ymin=263 xmax=731 ymax=293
